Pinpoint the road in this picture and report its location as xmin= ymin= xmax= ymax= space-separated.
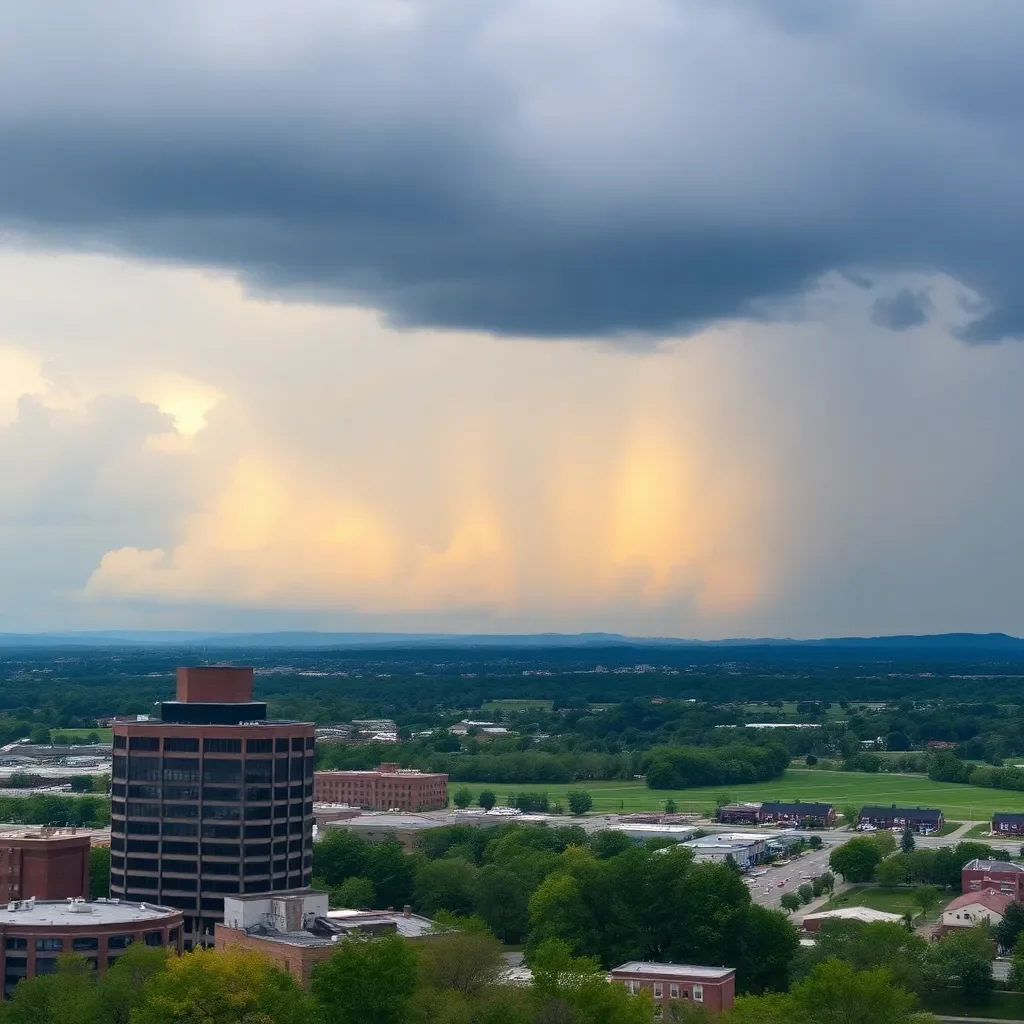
xmin=742 ymin=846 xmax=835 ymax=908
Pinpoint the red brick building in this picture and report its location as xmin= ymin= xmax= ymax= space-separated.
xmin=0 ymin=830 xmax=91 ymax=902
xmin=313 ymin=764 xmax=448 ymax=811
xmin=111 ymin=666 xmax=316 ymax=949
xmin=992 ymin=813 xmax=1024 ymax=837
xmin=0 ymin=897 xmax=182 ymax=998
xmin=962 ymin=858 xmax=1024 ymax=898
xmin=609 ymin=963 xmax=736 ymax=1017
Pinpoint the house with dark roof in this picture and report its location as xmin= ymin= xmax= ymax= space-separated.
xmin=992 ymin=812 xmax=1024 ymax=836
xmin=858 ymin=805 xmax=943 ymax=832
xmin=758 ymin=801 xmax=835 ymax=827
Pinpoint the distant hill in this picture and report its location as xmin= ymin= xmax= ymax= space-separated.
xmin=0 ymin=630 xmax=1022 ymax=651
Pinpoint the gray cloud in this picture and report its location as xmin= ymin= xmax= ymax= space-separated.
xmin=2 ymin=1 xmax=1024 ymax=339
xmin=871 ymin=288 xmax=932 ymax=331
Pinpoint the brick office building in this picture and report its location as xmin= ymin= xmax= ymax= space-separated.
xmin=111 ymin=667 xmax=315 ymax=949
xmin=610 ymin=963 xmax=736 ymax=1017
xmin=0 ymin=830 xmax=91 ymax=902
xmin=962 ymin=858 xmax=1024 ymax=899
xmin=0 ymin=897 xmax=182 ymax=998
xmin=313 ymin=764 xmax=448 ymax=811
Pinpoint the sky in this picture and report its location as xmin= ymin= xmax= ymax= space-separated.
xmin=2 ymin=0 xmax=1024 ymax=638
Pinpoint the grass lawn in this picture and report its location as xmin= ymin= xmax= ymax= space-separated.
xmin=938 ymin=820 xmax=964 ymax=836
xmin=822 ymin=885 xmax=953 ymax=917
xmin=454 ymin=769 xmax=1024 ymax=819
xmin=923 ymin=992 xmax=1024 ymax=1019
xmin=49 ymin=728 xmax=113 ymax=744
xmin=966 ymin=823 xmax=995 ymax=838
xmin=480 ymin=700 xmax=553 ymax=714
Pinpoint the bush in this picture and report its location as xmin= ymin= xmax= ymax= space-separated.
xmin=453 ymin=787 xmax=473 ymax=809
xmin=478 ymin=789 xmax=496 ymax=810
xmin=567 ymin=790 xmax=593 ymax=816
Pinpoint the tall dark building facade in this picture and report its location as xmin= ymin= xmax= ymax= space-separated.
xmin=110 ymin=667 xmax=315 ymax=948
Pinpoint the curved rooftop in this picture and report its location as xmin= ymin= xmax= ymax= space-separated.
xmin=0 ymin=897 xmax=181 ymax=927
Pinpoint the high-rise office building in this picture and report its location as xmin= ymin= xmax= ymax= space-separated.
xmin=110 ymin=667 xmax=315 ymax=948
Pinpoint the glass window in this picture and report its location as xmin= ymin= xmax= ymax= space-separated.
xmin=129 ymin=736 xmax=160 ymax=751
xmin=128 ymin=785 xmax=161 ymax=799
xmin=35 ymin=957 xmax=59 ymax=975
xmin=128 ymin=756 xmax=161 ymax=782
xmin=203 ymin=760 xmax=242 ymax=783
xmin=112 ymin=755 xmax=127 ymax=779
xmin=205 ymin=738 xmax=242 ymax=754
xmin=164 ymin=737 xmax=200 ymax=752
xmin=693 ymin=985 xmax=703 ymax=1003
xmin=169 ymin=928 xmax=179 ymax=943
xmin=163 ymin=822 xmax=199 ymax=837
xmin=126 ymin=839 xmax=158 ymax=854
xmin=163 ymin=877 xmax=198 ymax=892
xmin=202 ymin=824 xmax=239 ymax=839
xmin=144 ymin=933 xmax=163 ymax=947
xmin=163 ymin=758 xmax=200 ymax=782
xmin=163 ymin=841 xmax=198 ymax=856
xmin=127 ymin=803 xmax=160 ymax=818
xmin=305 ymin=736 xmax=315 ymax=750
xmin=291 ymin=737 xmax=305 ymax=751
xmin=245 ymin=760 xmax=273 ymax=784
xmin=205 ymin=804 xmax=240 ymax=820
xmin=275 ymin=738 xmax=289 ymax=753
xmin=113 ymin=734 xmax=127 ymax=749
xmin=670 ymin=985 xmax=679 ymax=999
xmin=126 ymin=857 xmax=159 ymax=872
xmin=162 ymin=859 xmax=197 ymax=874
xmin=202 ymin=787 xmax=240 ymax=802
xmin=4 ymin=939 xmax=26 ymax=951
xmin=164 ymin=785 xmax=200 ymax=801
xmin=246 ymin=739 xmax=273 ymax=754
xmin=653 ymin=983 xmax=663 ymax=998
xmin=35 ymin=939 xmax=63 ymax=952
xmin=72 ymin=937 xmax=98 ymax=952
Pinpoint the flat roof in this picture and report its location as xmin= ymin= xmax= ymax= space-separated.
xmin=233 ymin=909 xmax=437 ymax=946
xmin=612 ymin=962 xmax=734 ymax=979
xmin=964 ymin=859 xmax=1024 ymax=873
xmin=803 ymin=907 xmax=902 ymax=924
xmin=0 ymin=899 xmax=180 ymax=927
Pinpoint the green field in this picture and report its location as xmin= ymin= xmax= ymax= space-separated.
xmin=480 ymin=700 xmax=553 ymax=714
xmin=50 ymin=728 xmax=112 ymax=744
xmin=822 ymin=885 xmax=953 ymax=917
xmin=453 ymin=769 xmax=1024 ymax=819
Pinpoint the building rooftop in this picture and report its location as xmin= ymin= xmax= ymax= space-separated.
xmin=945 ymin=888 xmax=1014 ymax=915
xmin=963 ymin=859 xmax=1024 ymax=873
xmin=612 ymin=962 xmax=735 ymax=979
xmin=993 ymin=812 xmax=1024 ymax=823
xmin=0 ymin=898 xmax=179 ymax=927
xmin=802 ymin=907 xmax=903 ymax=926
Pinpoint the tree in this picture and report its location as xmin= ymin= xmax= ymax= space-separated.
xmin=830 ymin=837 xmax=882 ymax=882
xmin=414 ymin=858 xmax=479 ymax=917
xmin=478 ymin=789 xmax=496 ymax=810
xmin=335 ymin=876 xmax=376 ymax=909
xmin=911 ymin=886 xmax=940 ymax=918
xmin=927 ymin=928 xmax=995 ymax=1005
xmin=996 ymin=900 xmax=1024 ymax=953
xmin=69 ymin=775 xmax=94 ymax=793
xmin=453 ymin=787 xmax=473 ymax=809
xmin=96 ymin=945 xmax=172 ymax=1024
xmin=842 ymin=805 xmax=861 ymax=830
xmin=798 ymin=883 xmax=814 ymax=904
xmin=1009 ymin=933 xmax=1024 ymax=992
xmin=132 ymin=948 xmax=316 ymax=1024
xmin=0 ymin=953 xmax=100 ymax=1024
xmin=418 ymin=929 xmax=505 ymax=997
xmin=872 ymin=831 xmax=898 ymax=857
xmin=729 ymin=904 xmax=800 ymax=994
xmin=567 ymin=790 xmax=593 ymax=816
xmin=590 ymin=830 xmax=634 ymax=860
xmin=789 ymin=958 xmax=919 ymax=1024
xmin=89 ymin=845 xmax=110 ymax=899
xmin=819 ymin=871 xmax=835 ymax=894
xmin=900 ymin=825 xmax=916 ymax=855
xmin=473 ymin=864 xmax=530 ymax=943
xmin=805 ymin=754 xmax=818 ymax=766
xmin=664 ymin=798 xmax=678 ymax=814
xmin=809 ymin=835 xmax=823 ymax=850
xmin=780 ymin=892 xmax=802 ymax=913
xmin=312 ymin=935 xmax=419 ymax=1024
xmin=874 ymin=856 xmax=907 ymax=889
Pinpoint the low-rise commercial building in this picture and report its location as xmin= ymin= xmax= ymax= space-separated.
xmin=939 ymin=889 xmax=1014 ymax=937
xmin=313 ymin=764 xmax=448 ymax=812
xmin=962 ymin=859 xmax=1024 ymax=898
xmin=0 ymin=829 xmax=91 ymax=902
xmin=858 ymin=805 xmax=943 ymax=833
xmin=215 ymin=890 xmax=437 ymax=986
xmin=683 ymin=833 xmax=769 ymax=870
xmin=610 ymin=962 xmax=735 ymax=1016
xmin=0 ymin=897 xmax=182 ymax=998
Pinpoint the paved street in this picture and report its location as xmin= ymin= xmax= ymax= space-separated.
xmin=742 ymin=845 xmax=835 ymax=908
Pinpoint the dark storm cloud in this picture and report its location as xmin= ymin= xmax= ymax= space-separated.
xmin=871 ymin=289 xmax=932 ymax=331
xmin=2 ymin=0 xmax=1024 ymax=339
